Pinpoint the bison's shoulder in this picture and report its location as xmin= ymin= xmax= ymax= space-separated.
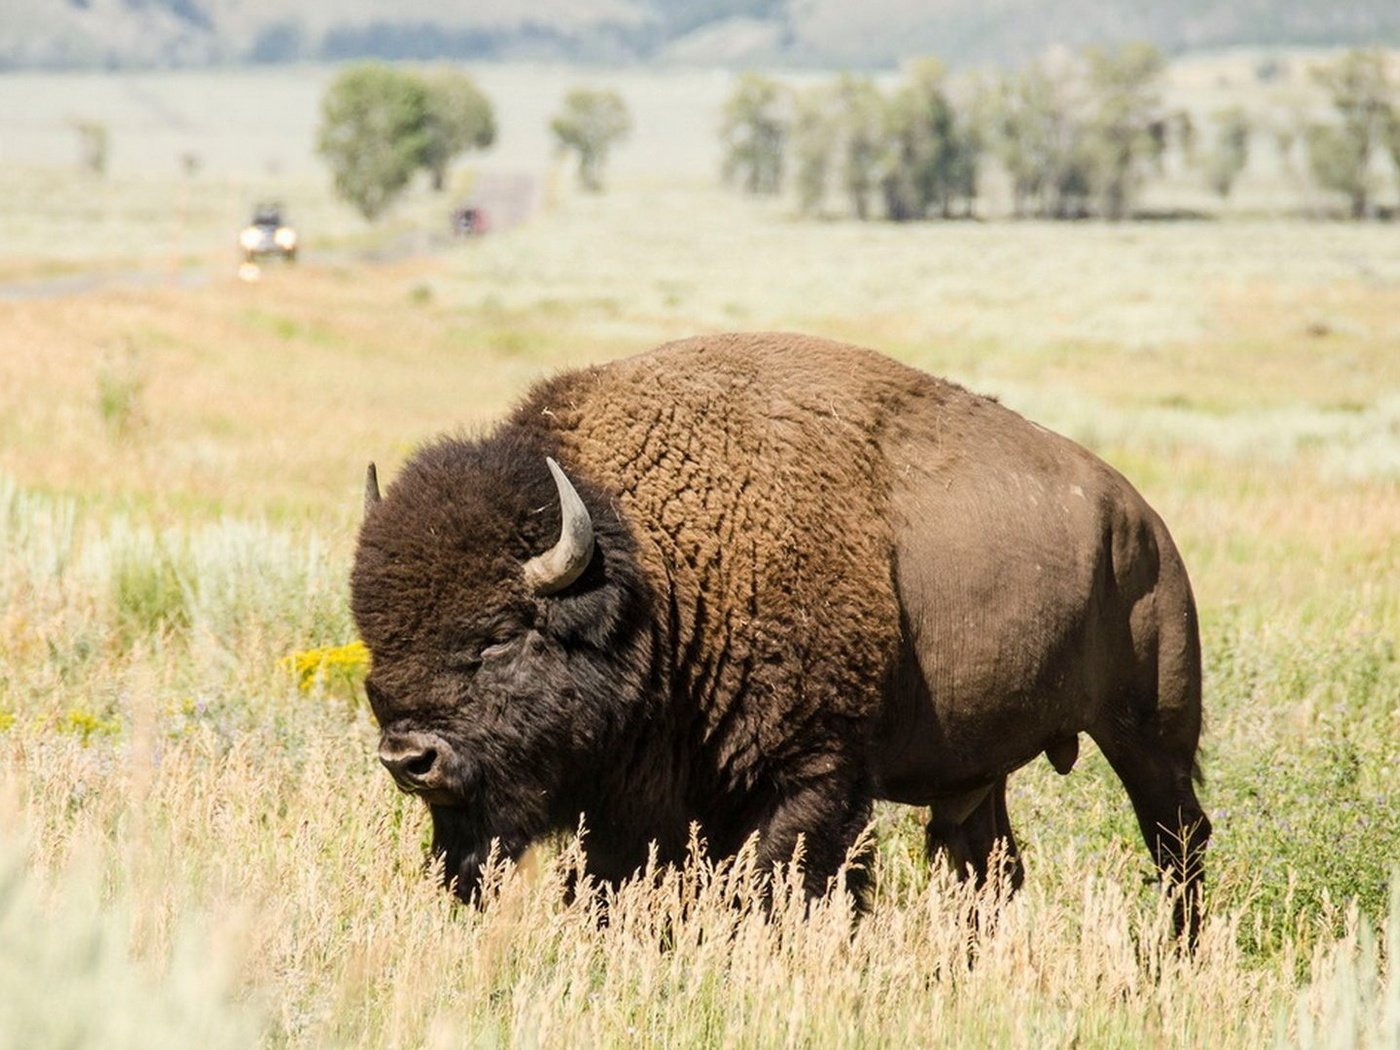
xmin=511 ymin=333 xmax=914 ymax=763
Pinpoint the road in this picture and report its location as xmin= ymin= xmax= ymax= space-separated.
xmin=0 ymin=170 xmax=539 ymax=302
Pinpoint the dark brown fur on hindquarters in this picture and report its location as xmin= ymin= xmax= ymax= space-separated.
xmin=352 ymin=332 xmax=1209 ymax=935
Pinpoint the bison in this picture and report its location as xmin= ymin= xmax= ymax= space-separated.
xmin=352 ymin=332 xmax=1210 ymax=936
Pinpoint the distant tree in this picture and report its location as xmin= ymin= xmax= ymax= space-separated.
xmin=883 ymin=60 xmax=947 ymax=220
xmin=1205 ymin=106 xmax=1251 ymax=199
xmin=317 ymin=64 xmax=430 ymax=221
xmin=551 ymin=88 xmax=632 ymax=193
xmin=1386 ymin=110 xmax=1400 ymax=204
xmin=1056 ymin=152 xmax=1097 ymax=219
xmin=69 ymin=118 xmax=109 ymax=177
xmin=879 ymin=106 xmax=923 ymax=221
xmin=787 ymin=76 xmax=887 ymax=220
xmin=1305 ymin=123 xmax=1366 ymax=216
xmin=790 ymin=84 xmax=835 ymax=215
xmin=1272 ymin=115 xmax=1307 ymax=190
xmin=1267 ymin=110 xmax=1321 ymax=215
xmin=1306 ymin=49 xmax=1396 ymax=219
xmin=988 ymin=56 xmax=1088 ymax=218
xmin=834 ymin=75 xmax=885 ymax=220
xmin=1081 ymin=42 xmax=1166 ymax=220
xmin=420 ymin=69 xmax=497 ymax=192
xmin=721 ymin=73 xmax=789 ymax=195
xmin=988 ymin=74 xmax=1029 ymax=214
xmin=1171 ymin=108 xmax=1197 ymax=165
xmin=880 ymin=60 xmax=978 ymax=220
xmin=952 ymin=75 xmax=993 ymax=215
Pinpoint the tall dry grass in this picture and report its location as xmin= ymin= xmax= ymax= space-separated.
xmin=3 ymin=709 xmax=1398 ymax=1047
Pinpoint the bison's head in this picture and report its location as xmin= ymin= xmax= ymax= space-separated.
xmin=351 ymin=437 xmax=650 ymax=902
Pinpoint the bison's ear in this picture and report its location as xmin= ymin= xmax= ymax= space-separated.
xmin=364 ymin=462 xmax=382 ymax=517
xmin=523 ymin=457 xmax=595 ymax=595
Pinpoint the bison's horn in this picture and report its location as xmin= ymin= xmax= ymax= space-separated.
xmin=364 ymin=462 xmax=381 ymax=516
xmin=523 ymin=457 xmax=594 ymax=595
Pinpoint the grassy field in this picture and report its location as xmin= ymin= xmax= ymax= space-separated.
xmin=2 ymin=67 xmax=1399 ymax=1045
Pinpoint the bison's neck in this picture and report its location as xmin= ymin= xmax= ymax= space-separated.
xmin=565 ymin=443 xmax=899 ymax=818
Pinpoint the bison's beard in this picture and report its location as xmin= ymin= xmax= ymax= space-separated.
xmin=429 ymin=803 xmax=527 ymax=904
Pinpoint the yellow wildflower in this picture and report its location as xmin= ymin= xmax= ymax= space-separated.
xmin=59 ymin=708 xmax=120 ymax=743
xmin=281 ymin=640 xmax=370 ymax=700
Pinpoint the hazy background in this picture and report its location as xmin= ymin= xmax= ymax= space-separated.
xmin=5 ymin=0 xmax=1400 ymax=69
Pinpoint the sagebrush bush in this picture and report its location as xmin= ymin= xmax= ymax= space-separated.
xmin=109 ymin=527 xmax=192 ymax=643
xmin=95 ymin=343 xmax=145 ymax=439
xmin=0 ymin=839 xmax=262 ymax=1049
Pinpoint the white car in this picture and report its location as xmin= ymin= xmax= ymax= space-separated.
xmin=239 ymin=203 xmax=297 ymax=264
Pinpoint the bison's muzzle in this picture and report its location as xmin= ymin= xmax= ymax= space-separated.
xmin=379 ymin=730 xmax=451 ymax=794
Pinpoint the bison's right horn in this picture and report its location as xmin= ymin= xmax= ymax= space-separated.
xmin=523 ymin=457 xmax=594 ymax=595
xmin=364 ymin=462 xmax=381 ymax=516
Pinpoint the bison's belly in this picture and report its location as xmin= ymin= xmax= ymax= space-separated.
xmin=873 ymin=481 xmax=1113 ymax=803
xmin=870 ymin=627 xmax=1089 ymax=804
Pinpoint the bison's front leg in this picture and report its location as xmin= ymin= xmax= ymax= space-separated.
xmin=925 ymin=777 xmax=1026 ymax=891
xmin=747 ymin=767 xmax=874 ymax=902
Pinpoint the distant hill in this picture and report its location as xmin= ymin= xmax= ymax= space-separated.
xmin=3 ymin=0 xmax=1398 ymax=70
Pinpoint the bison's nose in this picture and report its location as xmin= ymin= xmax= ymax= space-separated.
xmin=378 ymin=732 xmax=445 ymax=792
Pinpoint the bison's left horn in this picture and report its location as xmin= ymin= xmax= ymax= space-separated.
xmin=523 ymin=457 xmax=594 ymax=595
xmin=364 ymin=462 xmax=382 ymax=516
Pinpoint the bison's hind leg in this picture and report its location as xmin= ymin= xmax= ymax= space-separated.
xmin=925 ymin=777 xmax=1025 ymax=893
xmin=1092 ymin=520 xmax=1211 ymax=946
xmin=1091 ymin=720 xmax=1210 ymax=947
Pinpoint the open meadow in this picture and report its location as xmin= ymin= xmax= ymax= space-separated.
xmin=2 ymin=60 xmax=1400 ymax=1049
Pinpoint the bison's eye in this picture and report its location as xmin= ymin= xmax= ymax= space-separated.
xmin=480 ymin=640 xmax=517 ymax=662
xmin=445 ymin=651 xmax=483 ymax=675
xmin=445 ymin=637 xmax=518 ymax=676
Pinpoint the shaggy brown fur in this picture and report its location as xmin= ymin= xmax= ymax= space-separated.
xmin=353 ymin=332 xmax=1210 ymax=937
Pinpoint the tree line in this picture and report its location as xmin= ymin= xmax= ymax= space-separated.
xmin=310 ymin=51 xmax=1399 ymax=224
xmin=721 ymin=47 xmax=1400 ymax=221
